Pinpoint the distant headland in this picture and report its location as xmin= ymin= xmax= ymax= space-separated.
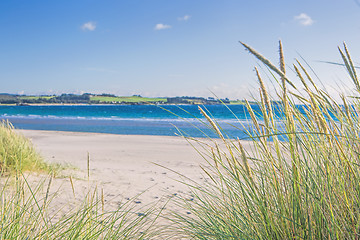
xmin=0 ymin=93 xmax=246 ymax=105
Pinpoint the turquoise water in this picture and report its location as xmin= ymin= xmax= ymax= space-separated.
xmin=0 ymin=105 xmax=258 ymax=139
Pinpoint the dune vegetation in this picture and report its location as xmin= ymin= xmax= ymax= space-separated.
xmin=0 ymin=176 xmax=160 ymax=239
xmin=0 ymin=121 xmax=160 ymax=239
xmin=0 ymin=120 xmax=53 ymax=174
xmin=1 ymin=41 xmax=360 ymax=239
xmin=166 ymin=41 xmax=360 ymax=239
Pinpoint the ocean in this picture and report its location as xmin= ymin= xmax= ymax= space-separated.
xmin=0 ymin=104 xmax=261 ymax=139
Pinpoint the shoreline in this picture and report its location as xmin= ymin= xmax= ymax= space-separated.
xmin=0 ymin=102 xmax=244 ymax=106
xmin=17 ymin=129 xmax=210 ymax=216
xmin=17 ymin=128 xmax=249 ymax=141
xmin=14 ymin=129 xmax=253 ymax=224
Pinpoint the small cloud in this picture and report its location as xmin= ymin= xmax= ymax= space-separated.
xmin=154 ymin=23 xmax=171 ymax=30
xmin=294 ymin=13 xmax=314 ymax=26
xmin=81 ymin=21 xmax=96 ymax=31
xmin=178 ymin=15 xmax=191 ymax=21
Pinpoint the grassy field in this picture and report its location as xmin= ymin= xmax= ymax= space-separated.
xmin=229 ymin=100 xmax=246 ymax=104
xmin=0 ymin=95 xmax=168 ymax=105
xmin=19 ymin=96 xmax=55 ymax=101
xmin=90 ymin=95 xmax=167 ymax=103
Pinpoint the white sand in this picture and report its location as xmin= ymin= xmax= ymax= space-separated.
xmin=17 ymin=130 xmax=213 ymax=218
xmin=15 ymin=129 xmax=254 ymax=230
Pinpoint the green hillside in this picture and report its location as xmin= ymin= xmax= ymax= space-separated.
xmin=90 ymin=96 xmax=167 ymax=103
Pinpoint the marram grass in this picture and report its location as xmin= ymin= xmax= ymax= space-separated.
xmin=3 ymin=42 xmax=360 ymax=239
xmin=0 ymin=120 xmax=51 ymax=174
xmin=165 ymin=42 xmax=360 ymax=239
xmin=0 ymin=174 xmax=159 ymax=239
xmin=0 ymin=121 xmax=161 ymax=239
xmin=0 ymin=121 xmax=164 ymax=239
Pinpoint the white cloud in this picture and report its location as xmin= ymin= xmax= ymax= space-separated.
xmin=81 ymin=21 xmax=96 ymax=31
xmin=294 ymin=13 xmax=314 ymax=26
xmin=178 ymin=15 xmax=191 ymax=21
xmin=154 ymin=23 xmax=171 ymax=30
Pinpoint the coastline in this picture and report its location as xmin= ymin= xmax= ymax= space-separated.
xmin=2 ymin=104 xmax=251 ymax=138
xmin=0 ymin=102 xmax=244 ymax=106
xmin=16 ymin=129 xmax=212 ymax=219
xmin=16 ymin=129 xmax=253 ymax=221
xmin=17 ymin=129 xmax=206 ymax=172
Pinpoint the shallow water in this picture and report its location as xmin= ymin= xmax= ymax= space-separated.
xmin=0 ymin=104 xmax=260 ymax=138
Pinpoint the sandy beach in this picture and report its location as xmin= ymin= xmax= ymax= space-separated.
xmin=17 ymin=129 xmax=220 ymax=221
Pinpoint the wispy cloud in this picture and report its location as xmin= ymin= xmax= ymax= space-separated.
xmin=294 ymin=13 xmax=314 ymax=26
xmin=154 ymin=23 xmax=171 ymax=30
xmin=178 ymin=15 xmax=191 ymax=21
xmin=81 ymin=21 xmax=97 ymax=31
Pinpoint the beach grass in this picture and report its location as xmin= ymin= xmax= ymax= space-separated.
xmin=0 ymin=120 xmax=162 ymax=239
xmin=165 ymin=41 xmax=360 ymax=239
xmin=0 ymin=174 xmax=159 ymax=239
xmin=0 ymin=120 xmax=54 ymax=174
xmin=3 ymin=41 xmax=360 ymax=239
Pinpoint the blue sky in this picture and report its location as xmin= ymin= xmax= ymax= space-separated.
xmin=0 ymin=0 xmax=360 ymax=99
